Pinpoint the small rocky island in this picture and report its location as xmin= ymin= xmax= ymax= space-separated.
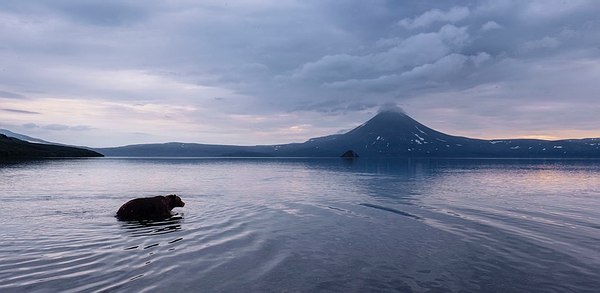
xmin=341 ymin=150 xmax=359 ymax=158
xmin=0 ymin=134 xmax=103 ymax=159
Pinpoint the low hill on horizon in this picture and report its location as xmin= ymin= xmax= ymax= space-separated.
xmin=0 ymin=134 xmax=103 ymax=159
xmin=0 ymin=129 xmax=57 ymax=145
xmin=95 ymin=110 xmax=600 ymax=158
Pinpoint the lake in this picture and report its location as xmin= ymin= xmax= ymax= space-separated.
xmin=1 ymin=158 xmax=599 ymax=292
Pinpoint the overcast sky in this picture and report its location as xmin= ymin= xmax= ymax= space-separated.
xmin=1 ymin=0 xmax=599 ymax=147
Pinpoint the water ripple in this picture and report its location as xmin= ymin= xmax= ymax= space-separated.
xmin=359 ymin=203 xmax=421 ymax=219
xmin=2 ymin=158 xmax=600 ymax=292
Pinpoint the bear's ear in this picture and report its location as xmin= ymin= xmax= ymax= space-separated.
xmin=163 ymin=194 xmax=175 ymax=208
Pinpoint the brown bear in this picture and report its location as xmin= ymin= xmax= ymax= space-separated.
xmin=116 ymin=194 xmax=185 ymax=221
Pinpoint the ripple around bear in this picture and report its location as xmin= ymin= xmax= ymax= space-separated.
xmin=116 ymin=194 xmax=185 ymax=221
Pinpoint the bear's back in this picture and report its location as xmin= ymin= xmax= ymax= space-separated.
xmin=116 ymin=196 xmax=171 ymax=220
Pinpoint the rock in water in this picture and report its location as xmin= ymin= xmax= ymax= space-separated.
xmin=341 ymin=150 xmax=359 ymax=158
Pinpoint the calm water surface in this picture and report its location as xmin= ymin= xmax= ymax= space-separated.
xmin=0 ymin=158 xmax=599 ymax=292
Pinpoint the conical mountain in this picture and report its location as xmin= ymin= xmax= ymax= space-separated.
xmin=346 ymin=110 xmax=432 ymax=136
xmin=286 ymin=110 xmax=479 ymax=157
xmin=340 ymin=110 xmax=471 ymax=153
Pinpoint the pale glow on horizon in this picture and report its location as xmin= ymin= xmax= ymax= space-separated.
xmin=462 ymin=130 xmax=600 ymax=141
xmin=2 ymin=92 xmax=600 ymax=147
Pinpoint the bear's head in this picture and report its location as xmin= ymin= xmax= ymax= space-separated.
xmin=165 ymin=194 xmax=185 ymax=209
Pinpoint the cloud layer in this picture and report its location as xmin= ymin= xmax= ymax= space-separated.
xmin=1 ymin=0 xmax=599 ymax=147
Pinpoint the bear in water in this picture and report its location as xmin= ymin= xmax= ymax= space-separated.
xmin=116 ymin=194 xmax=185 ymax=221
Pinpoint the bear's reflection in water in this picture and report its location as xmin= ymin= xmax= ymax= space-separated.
xmin=119 ymin=214 xmax=184 ymax=237
xmin=120 ymin=215 xmax=185 ymax=251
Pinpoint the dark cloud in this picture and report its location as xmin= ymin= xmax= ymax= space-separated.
xmin=480 ymin=21 xmax=502 ymax=31
xmin=398 ymin=6 xmax=470 ymax=29
xmin=53 ymin=1 xmax=149 ymax=27
xmin=23 ymin=123 xmax=39 ymax=129
xmin=2 ymin=108 xmax=39 ymax=114
xmin=0 ymin=90 xmax=27 ymax=99
xmin=0 ymin=0 xmax=150 ymax=26
xmin=44 ymin=124 xmax=70 ymax=131
xmin=70 ymin=125 xmax=93 ymax=131
xmin=0 ymin=0 xmax=599 ymax=146
xmin=292 ymin=100 xmax=377 ymax=114
xmin=41 ymin=124 xmax=93 ymax=131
